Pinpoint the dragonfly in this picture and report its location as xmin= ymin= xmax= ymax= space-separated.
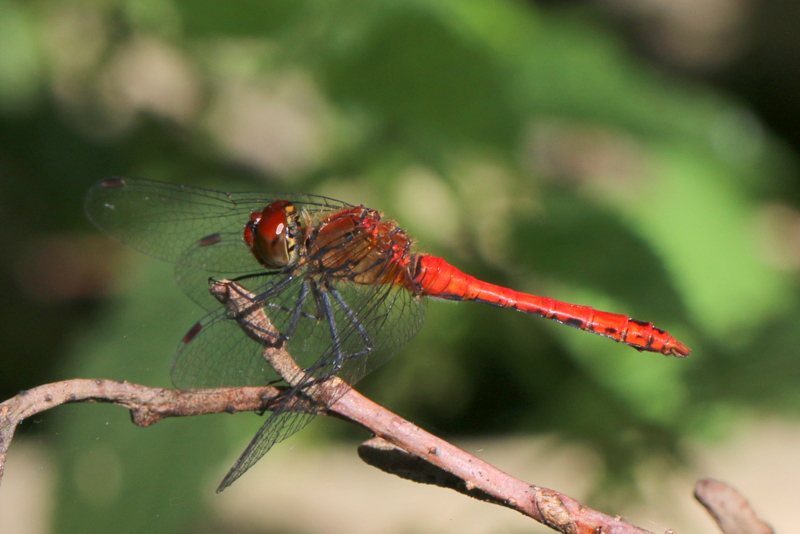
xmin=85 ymin=178 xmax=690 ymax=491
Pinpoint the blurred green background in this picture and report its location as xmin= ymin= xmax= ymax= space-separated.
xmin=2 ymin=0 xmax=800 ymax=532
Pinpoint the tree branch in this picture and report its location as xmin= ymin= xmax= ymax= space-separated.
xmin=0 ymin=280 xmax=774 ymax=534
xmin=0 ymin=376 xmax=657 ymax=534
xmin=694 ymin=478 xmax=774 ymax=534
xmin=0 ymin=379 xmax=288 ymax=483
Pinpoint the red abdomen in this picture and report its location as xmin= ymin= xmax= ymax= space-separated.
xmin=411 ymin=255 xmax=690 ymax=357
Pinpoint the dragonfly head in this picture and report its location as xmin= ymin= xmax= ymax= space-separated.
xmin=244 ymin=200 xmax=303 ymax=269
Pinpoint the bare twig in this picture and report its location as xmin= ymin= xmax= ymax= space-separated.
xmin=0 ymin=379 xmax=288 ymax=484
xmin=695 ymin=478 xmax=774 ymax=534
xmin=0 ymin=278 xmax=684 ymax=534
xmin=335 ymin=390 xmax=657 ymax=533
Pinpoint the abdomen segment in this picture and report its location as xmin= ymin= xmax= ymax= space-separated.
xmin=412 ymin=255 xmax=690 ymax=357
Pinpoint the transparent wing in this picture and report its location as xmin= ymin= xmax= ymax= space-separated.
xmin=174 ymin=239 xmax=261 ymax=311
xmin=170 ymin=262 xmax=427 ymax=490
xmin=170 ymin=273 xmax=304 ymax=388
xmin=170 ymin=307 xmax=280 ymax=388
xmin=171 ymin=271 xmax=426 ymax=385
xmin=84 ymin=177 xmax=351 ymax=270
xmin=215 ymin=277 xmax=427 ymax=491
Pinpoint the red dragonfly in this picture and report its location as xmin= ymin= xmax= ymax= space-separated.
xmin=85 ymin=178 xmax=689 ymax=491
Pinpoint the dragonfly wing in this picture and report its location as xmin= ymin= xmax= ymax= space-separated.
xmin=170 ymin=272 xmax=308 ymax=388
xmin=330 ymin=281 xmax=426 ymax=386
xmin=171 ymin=307 xmax=281 ymax=388
xmin=249 ymin=275 xmax=427 ymax=387
xmin=85 ymin=177 xmax=353 ymax=269
xmin=173 ymin=234 xmax=268 ymax=311
xmin=216 ymin=277 xmax=426 ymax=490
xmin=217 ymin=410 xmax=316 ymax=492
xmin=85 ymin=178 xmax=262 ymax=266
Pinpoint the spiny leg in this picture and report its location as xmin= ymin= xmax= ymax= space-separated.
xmin=328 ymin=285 xmax=373 ymax=367
xmin=280 ymin=278 xmax=312 ymax=342
xmin=318 ymin=283 xmax=345 ymax=374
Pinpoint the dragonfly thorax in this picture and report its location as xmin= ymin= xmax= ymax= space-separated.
xmin=244 ymin=200 xmax=303 ymax=269
xmin=306 ymin=206 xmax=418 ymax=288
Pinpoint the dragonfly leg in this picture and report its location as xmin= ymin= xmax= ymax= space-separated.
xmin=328 ymin=285 xmax=373 ymax=350
xmin=230 ymin=269 xmax=284 ymax=284
xmin=286 ymin=283 xmax=376 ymax=391
xmin=327 ymin=285 xmax=373 ymax=370
xmin=317 ymin=284 xmax=346 ymax=375
xmin=261 ymin=279 xmax=319 ymax=326
xmin=278 ymin=278 xmax=311 ymax=343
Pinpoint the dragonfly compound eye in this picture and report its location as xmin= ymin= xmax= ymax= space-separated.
xmin=246 ymin=200 xmax=301 ymax=269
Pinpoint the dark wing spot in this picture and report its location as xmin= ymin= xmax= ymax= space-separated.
xmin=182 ymin=322 xmax=203 ymax=343
xmin=198 ymin=233 xmax=223 ymax=247
xmin=100 ymin=177 xmax=126 ymax=188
